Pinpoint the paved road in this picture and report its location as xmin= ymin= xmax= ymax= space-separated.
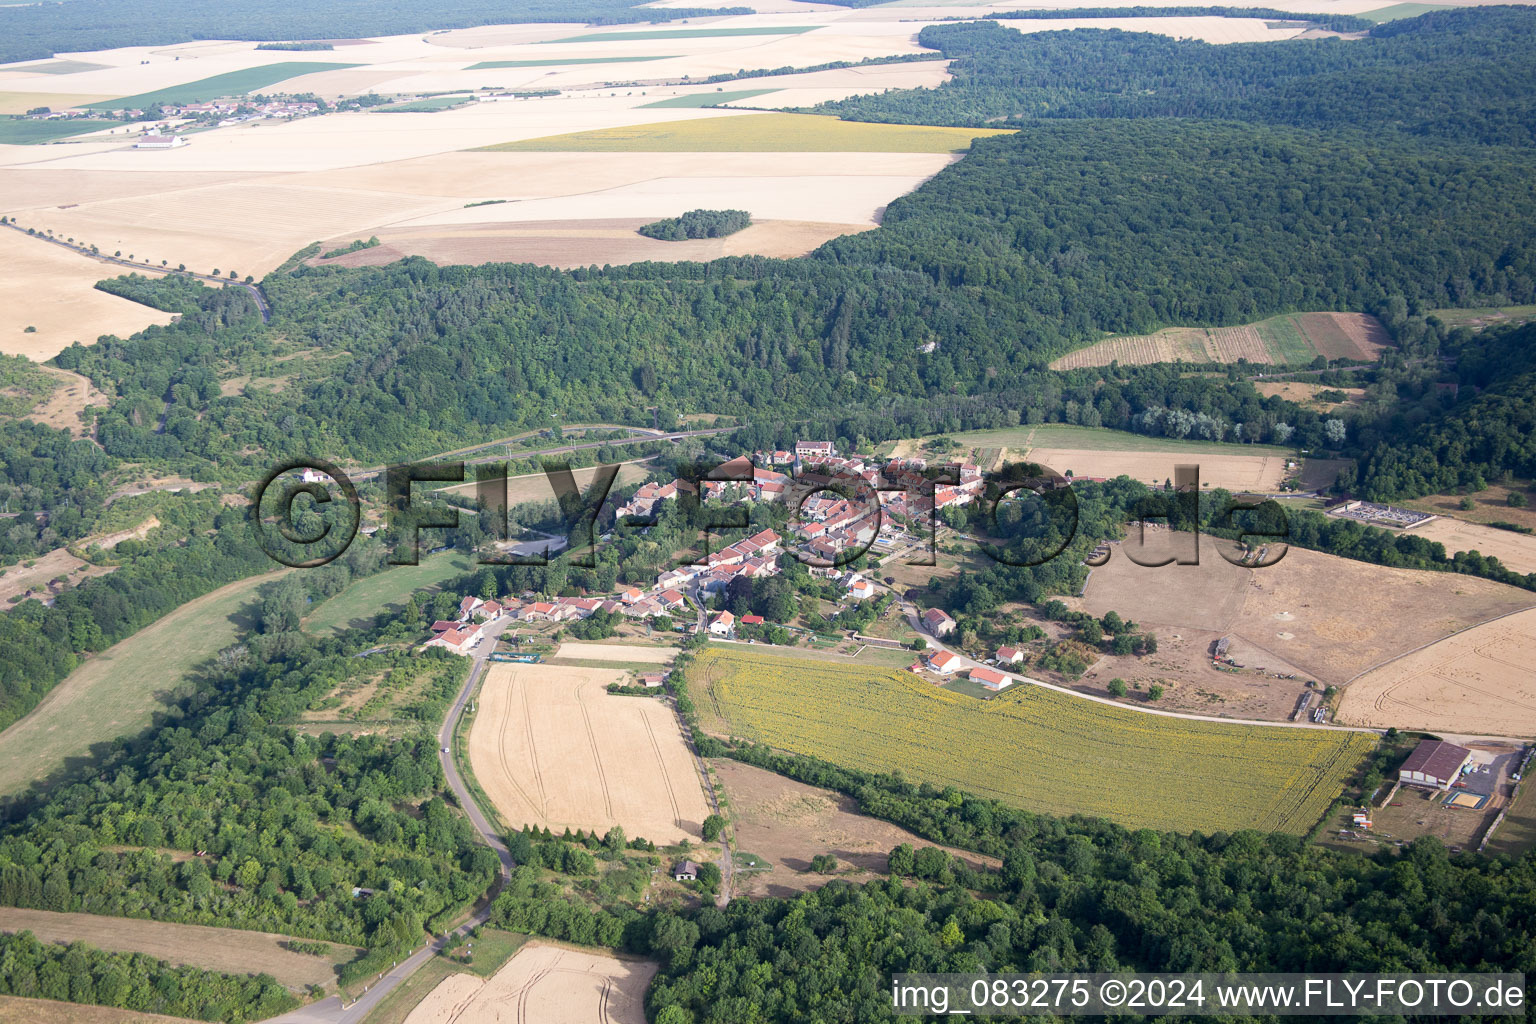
xmin=4 ymin=220 xmax=272 ymax=320
xmin=264 ymin=625 xmax=515 ymax=1024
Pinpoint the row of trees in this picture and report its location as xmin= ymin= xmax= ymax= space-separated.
xmin=0 ymin=932 xmax=296 ymax=1022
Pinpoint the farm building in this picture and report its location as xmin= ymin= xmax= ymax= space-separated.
xmin=996 ymin=645 xmax=1023 ymax=665
xmin=1398 ymin=739 xmax=1473 ymax=789
xmin=134 ymin=131 xmax=187 ymax=149
xmin=673 ymin=860 xmax=700 ymax=882
xmin=926 ymin=650 xmax=961 ymax=674
xmin=922 ymin=608 xmax=957 ymax=637
xmin=640 ymin=673 xmax=667 ymax=688
xmin=969 ymin=666 xmax=1012 ymax=691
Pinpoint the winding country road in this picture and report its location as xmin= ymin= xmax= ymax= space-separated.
xmin=263 ymin=624 xmax=514 ymax=1024
xmin=3 ymin=219 xmax=272 ymax=321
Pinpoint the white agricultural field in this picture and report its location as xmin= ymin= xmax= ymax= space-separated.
xmin=0 ymin=229 xmax=174 ymax=358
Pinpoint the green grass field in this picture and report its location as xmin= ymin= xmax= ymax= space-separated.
xmin=12 ymin=60 xmax=110 ymax=75
xmin=0 ymin=570 xmax=285 ymax=796
xmin=1254 ymin=314 xmax=1321 ymax=365
xmin=1485 ymin=779 xmax=1536 ymax=859
xmin=642 ymin=88 xmax=780 ymax=109
xmin=693 ymin=648 xmax=1376 ymax=834
xmin=374 ymin=94 xmax=474 ymax=112
xmin=81 ymin=62 xmax=358 ymax=109
xmin=0 ymin=117 xmax=114 ymax=144
xmin=302 ymin=550 xmax=474 ymax=636
xmin=466 ymin=56 xmax=675 ymax=69
xmin=546 ymin=26 xmax=818 ymax=42
xmin=481 ymin=112 xmax=1015 ymax=154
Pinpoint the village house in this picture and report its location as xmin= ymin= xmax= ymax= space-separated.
xmin=996 ymin=645 xmax=1023 ymax=665
xmin=707 ymin=610 xmax=735 ymax=636
xmin=926 ymin=650 xmax=961 ymax=674
xmin=922 ymin=608 xmax=957 ymax=637
xmin=969 ymin=666 xmax=1012 ymax=691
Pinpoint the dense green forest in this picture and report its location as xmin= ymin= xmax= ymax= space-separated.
xmin=0 ymin=619 xmax=497 ymax=946
xmin=0 ymin=0 xmax=750 ymax=65
xmin=57 ymin=115 xmax=1534 ymax=467
xmin=1351 ymin=321 xmax=1536 ymax=498
xmin=0 ymin=931 xmax=296 ymax=1022
xmin=816 ymin=8 xmax=1536 ymax=147
xmin=988 ymin=6 xmax=1373 ymax=31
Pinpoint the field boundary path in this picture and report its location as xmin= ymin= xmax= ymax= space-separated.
xmin=3 ymin=220 xmax=271 ymax=321
xmin=263 ymin=624 xmax=515 ymax=1024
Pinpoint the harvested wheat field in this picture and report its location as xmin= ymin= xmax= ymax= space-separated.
xmin=0 ymin=231 xmax=174 ymax=358
xmin=320 ymin=217 xmax=871 ymax=269
xmin=1080 ymin=536 xmax=1535 ymax=687
xmin=483 ymin=112 xmax=1013 ymax=153
xmin=0 ymin=908 xmax=357 ymax=991
xmin=1408 ymin=517 xmax=1536 ymax=576
xmin=1024 ymin=446 xmax=1289 ymax=491
xmin=1339 ymin=607 xmax=1536 ymax=736
xmin=553 ymin=643 xmax=678 ymax=663
xmin=405 ymin=942 xmax=655 ymax=1024
xmin=0 ymin=997 xmax=187 ymax=1024
xmin=469 ymin=663 xmax=707 ymax=842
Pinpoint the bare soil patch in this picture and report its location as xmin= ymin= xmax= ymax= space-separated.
xmin=1253 ymin=381 xmax=1366 ymax=413
xmin=1338 ymin=606 xmax=1536 ymax=736
xmin=714 ymin=758 xmax=996 ymax=898
xmin=24 ymin=366 xmax=107 ymax=438
xmin=404 ymin=941 xmax=654 ymax=1024
xmin=1294 ymin=311 xmax=1391 ymax=360
xmin=1080 ymin=534 xmax=1534 ymax=704
xmin=0 ymin=547 xmax=115 ymax=607
xmin=0 ymin=908 xmax=357 ymax=991
xmin=469 ymin=663 xmax=708 ymax=842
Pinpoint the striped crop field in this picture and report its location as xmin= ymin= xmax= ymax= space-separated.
xmin=480 ymin=112 xmax=1015 ymax=154
xmin=693 ymin=648 xmax=1376 ymax=834
xmin=1049 ymin=312 xmax=1390 ymax=369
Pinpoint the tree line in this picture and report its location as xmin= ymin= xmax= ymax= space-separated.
xmin=816 ymin=8 xmax=1536 ymax=147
